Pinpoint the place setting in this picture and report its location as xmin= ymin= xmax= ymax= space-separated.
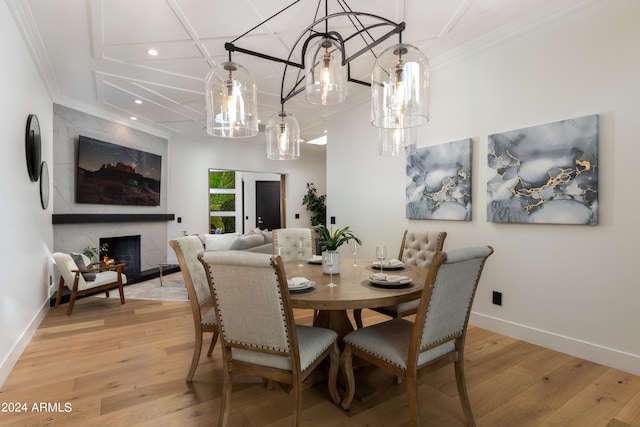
xmin=306 ymin=254 xmax=323 ymax=264
xmin=287 ymin=276 xmax=317 ymax=293
xmin=366 ymin=244 xmax=409 ymax=272
xmin=364 ymin=272 xmax=413 ymax=289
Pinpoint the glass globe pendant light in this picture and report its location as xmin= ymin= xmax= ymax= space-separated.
xmin=379 ymin=125 xmax=417 ymax=157
xmin=304 ymin=37 xmax=347 ymax=105
xmin=372 ymin=43 xmax=429 ymax=129
xmin=266 ymin=108 xmax=300 ymax=160
xmin=205 ymin=60 xmax=258 ymax=137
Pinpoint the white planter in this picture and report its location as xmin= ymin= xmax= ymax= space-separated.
xmin=322 ymin=250 xmax=341 ymax=274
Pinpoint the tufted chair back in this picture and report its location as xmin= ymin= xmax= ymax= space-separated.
xmin=171 ymin=236 xmax=211 ymax=305
xmin=272 ymin=228 xmax=315 ymax=262
xmin=398 ymin=230 xmax=447 ymax=268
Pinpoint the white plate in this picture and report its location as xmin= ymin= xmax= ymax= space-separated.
xmin=307 ymin=255 xmax=323 ymax=264
xmin=371 ymin=261 xmax=405 ymax=270
xmin=288 ymin=281 xmax=315 ymax=291
xmin=368 ymin=274 xmax=411 ymax=286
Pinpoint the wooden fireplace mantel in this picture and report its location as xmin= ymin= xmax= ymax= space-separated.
xmin=52 ymin=214 xmax=175 ymax=224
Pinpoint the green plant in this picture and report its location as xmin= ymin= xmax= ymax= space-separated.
xmin=314 ymin=225 xmax=361 ymax=251
xmin=82 ymin=243 xmax=109 ymax=262
xmin=302 ymin=182 xmax=326 ymax=227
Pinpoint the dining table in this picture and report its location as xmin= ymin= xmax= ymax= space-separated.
xmin=286 ymin=258 xmax=429 ymax=344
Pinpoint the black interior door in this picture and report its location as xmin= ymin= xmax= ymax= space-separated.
xmin=255 ymin=181 xmax=281 ymax=230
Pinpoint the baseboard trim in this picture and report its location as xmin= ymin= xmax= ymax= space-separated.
xmin=0 ymin=299 xmax=49 ymax=388
xmin=469 ymin=312 xmax=640 ymax=376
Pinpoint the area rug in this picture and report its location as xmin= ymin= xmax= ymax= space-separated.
xmin=95 ymin=272 xmax=188 ymax=302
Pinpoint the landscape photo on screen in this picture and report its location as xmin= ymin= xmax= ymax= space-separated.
xmin=77 ymin=136 xmax=161 ymax=206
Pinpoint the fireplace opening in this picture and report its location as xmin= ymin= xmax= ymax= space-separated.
xmin=100 ymin=235 xmax=141 ymax=280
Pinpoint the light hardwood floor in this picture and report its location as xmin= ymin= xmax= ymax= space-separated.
xmin=1 ymin=295 xmax=639 ymax=426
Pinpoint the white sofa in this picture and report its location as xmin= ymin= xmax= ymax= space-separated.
xmin=199 ymin=230 xmax=273 ymax=254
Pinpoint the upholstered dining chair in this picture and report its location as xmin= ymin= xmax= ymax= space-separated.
xmin=341 ymin=246 xmax=493 ymax=427
xmin=52 ymin=252 xmax=127 ymax=315
xmin=169 ymin=236 xmax=219 ymax=382
xmin=198 ymin=250 xmax=340 ymax=427
xmin=353 ymin=230 xmax=447 ymax=328
xmin=272 ymin=227 xmax=315 ymax=262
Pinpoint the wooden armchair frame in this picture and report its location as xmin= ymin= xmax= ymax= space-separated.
xmin=53 ymin=252 xmax=126 ymax=315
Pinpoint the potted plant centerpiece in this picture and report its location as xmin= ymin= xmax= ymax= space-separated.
xmin=314 ymin=225 xmax=361 ymax=274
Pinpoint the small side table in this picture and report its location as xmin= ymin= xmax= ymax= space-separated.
xmin=158 ymin=263 xmax=178 ymax=286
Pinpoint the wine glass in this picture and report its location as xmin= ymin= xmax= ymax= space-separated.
xmin=296 ymin=241 xmax=305 ymax=267
xmin=375 ymin=245 xmax=387 ymax=274
xmin=274 ymin=246 xmax=283 ymax=257
xmin=349 ymin=240 xmax=360 ymax=267
xmin=325 ymin=251 xmax=337 ymax=287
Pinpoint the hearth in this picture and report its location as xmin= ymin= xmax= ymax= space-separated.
xmin=100 ymin=235 xmax=141 ymax=280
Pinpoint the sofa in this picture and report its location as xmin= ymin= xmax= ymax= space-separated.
xmin=199 ymin=229 xmax=273 ymax=254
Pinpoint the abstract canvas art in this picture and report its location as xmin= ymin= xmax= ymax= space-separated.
xmin=406 ymin=138 xmax=472 ymax=221
xmin=487 ymin=114 xmax=598 ymax=224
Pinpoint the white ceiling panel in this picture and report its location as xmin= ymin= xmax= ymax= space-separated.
xmin=101 ymin=0 xmax=191 ymax=44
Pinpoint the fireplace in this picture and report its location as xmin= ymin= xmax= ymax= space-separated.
xmin=100 ymin=235 xmax=141 ymax=280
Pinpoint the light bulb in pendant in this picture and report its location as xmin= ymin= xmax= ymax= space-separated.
xmin=278 ymin=121 xmax=289 ymax=153
xmin=321 ymin=49 xmax=332 ymax=105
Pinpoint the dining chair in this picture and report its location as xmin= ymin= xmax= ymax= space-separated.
xmin=169 ymin=236 xmax=219 ymax=382
xmin=52 ymin=252 xmax=126 ymax=315
xmin=272 ymin=227 xmax=315 ymax=262
xmin=198 ymin=250 xmax=340 ymax=427
xmin=353 ymin=230 xmax=447 ymax=328
xmin=341 ymin=245 xmax=493 ymax=427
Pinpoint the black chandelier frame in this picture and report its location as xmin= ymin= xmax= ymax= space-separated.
xmin=223 ymin=0 xmax=406 ymax=106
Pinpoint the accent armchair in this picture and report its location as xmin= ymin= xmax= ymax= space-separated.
xmin=52 ymin=252 xmax=126 ymax=315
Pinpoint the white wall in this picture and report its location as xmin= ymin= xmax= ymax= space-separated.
xmin=0 ymin=2 xmax=53 ymax=385
xmin=328 ymin=1 xmax=640 ymax=375
xmin=166 ymin=135 xmax=326 ymax=263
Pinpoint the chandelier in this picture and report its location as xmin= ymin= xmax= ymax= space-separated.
xmin=205 ymin=0 xmax=429 ymax=160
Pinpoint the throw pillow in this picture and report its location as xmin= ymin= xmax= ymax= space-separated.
xmin=204 ymin=232 xmax=239 ymax=251
xmin=70 ymin=252 xmax=97 ymax=282
xmin=230 ymin=234 xmax=264 ymax=250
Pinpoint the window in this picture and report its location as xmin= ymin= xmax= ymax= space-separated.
xmin=209 ymin=170 xmax=237 ymax=233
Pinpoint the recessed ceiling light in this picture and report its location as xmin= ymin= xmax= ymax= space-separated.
xmin=130 ymin=116 xmax=138 ymax=121
xmin=134 ymin=99 xmax=143 ymax=104
xmin=147 ymin=49 xmax=158 ymax=56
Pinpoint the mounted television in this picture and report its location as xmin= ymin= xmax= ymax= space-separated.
xmin=77 ymin=135 xmax=161 ymax=206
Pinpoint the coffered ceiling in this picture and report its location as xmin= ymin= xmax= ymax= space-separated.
xmin=13 ymin=0 xmax=585 ymax=143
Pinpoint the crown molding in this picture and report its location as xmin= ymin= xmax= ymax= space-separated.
xmin=5 ymin=0 xmax=59 ymax=99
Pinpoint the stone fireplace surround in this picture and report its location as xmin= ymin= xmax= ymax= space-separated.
xmin=52 ymin=104 xmax=173 ymax=300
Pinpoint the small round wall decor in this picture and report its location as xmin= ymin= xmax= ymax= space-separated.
xmin=40 ymin=161 xmax=49 ymax=209
xmin=25 ymin=114 xmax=42 ymax=182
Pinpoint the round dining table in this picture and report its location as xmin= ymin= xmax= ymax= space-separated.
xmin=286 ymin=259 xmax=429 ymax=343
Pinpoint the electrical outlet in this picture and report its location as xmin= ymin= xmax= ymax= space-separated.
xmin=492 ymin=291 xmax=502 ymax=306
xmin=295 ymin=213 xmax=300 ymax=219
xmin=330 ymin=216 xmax=336 ymax=224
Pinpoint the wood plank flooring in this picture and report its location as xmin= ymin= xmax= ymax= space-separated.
xmin=1 ymin=296 xmax=639 ymax=426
